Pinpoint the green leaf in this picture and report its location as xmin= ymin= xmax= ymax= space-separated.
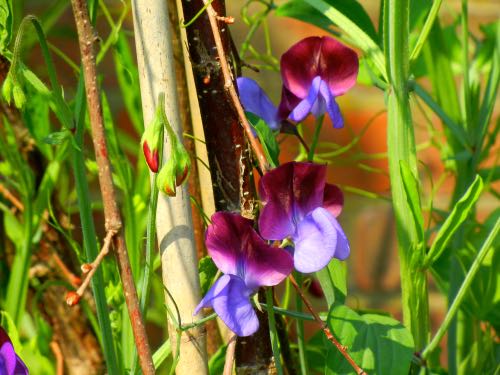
xmin=325 ymin=305 xmax=414 ymax=375
xmin=42 ymin=130 xmax=70 ymax=145
xmin=208 ymin=344 xmax=227 ymax=375
xmin=276 ymin=0 xmax=377 ymax=42
xmin=425 ymin=175 xmax=484 ymax=266
xmin=299 ymin=0 xmax=386 ymax=79
xmin=316 ymin=258 xmax=347 ymax=305
xmin=0 ymin=0 xmax=12 ymax=51
xmin=199 ymin=256 xmax=218 ymax=296
xmin=399 ymin=161 xmax=425 ymax=244
xmin=247 ymin=113 xmax=280 ymax=168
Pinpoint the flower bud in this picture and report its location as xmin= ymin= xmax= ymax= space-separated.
xmin=66 ymin=291 xmax=81 ymax=306
xmin=2 ymin=74 xmax=12 ymax=104
xmin=141 ymin=114 xmax=163 ymax=172
xmin=174 ymin=142 xmax=191 ymax=186
xmin=156 ymin=159 xmax=177 ymax=196
xmin=12 ymin=85 xmax=26 ymax=109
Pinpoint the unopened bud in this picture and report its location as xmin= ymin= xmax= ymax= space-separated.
xmin=66 ymin=291 xmax=81 ymax=306
xmin=174 ymin=143 xmax=191 ymax=186
xmin=141 ymin=113 xmax=163 ymax=173
xmin=12 ymin=85 xmax=26 ymax=109
xmin=2 ymin=75 xmax=12 ymax=104
xmin=156 ymin=160 xmax=177 ymax=196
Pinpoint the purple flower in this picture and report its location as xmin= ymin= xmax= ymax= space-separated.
xmin=0 ymin=327 xmax=28 ymax=375
xmin=195 ymin=212 xmax=293 ymax=336
xmin=236 ymin=77 xmax=280 ymax=131
xmin=277 ymin=36 xmax=358 ymax=127
xmin=258 ymin=162 xmax=349 ymax=273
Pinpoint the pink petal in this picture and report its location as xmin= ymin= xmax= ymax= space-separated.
xmin=323 ymin=183 xmax=344 ymax=217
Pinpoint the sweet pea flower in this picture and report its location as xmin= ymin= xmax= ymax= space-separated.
xmin=236 ymin=77 xmax=281 ymax=131
xmin=277 ymin=36 xmax=358 ymax=127
xmin=258 ymin=162 xmax=349 ymax=273
xmin=0 ymin=327 xmax=28 ymax=375
xmin=194 ymin=212 xmax=293 ymax=336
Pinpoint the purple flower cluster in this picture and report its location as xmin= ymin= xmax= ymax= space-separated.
xmin=196 ymin=163 xmax=350 ymax=336
xmin=0 ymin=327 xmax=28 ymax=375
xmin=196 ymin=36 xmax=357 ymax=337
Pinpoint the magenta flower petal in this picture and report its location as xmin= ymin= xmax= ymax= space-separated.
xmin=281 ymin=36 xmax=358 ymax=98
xmin=0 ymin=327 xmax=28 ymax=375
xmin=195 ymin=274 xmax=259 ymax=337
xmin=293 ymin=207 xmax=338 ymax=273
xmin=205 ymin=212 xmax=251 ymax=275
xmin=319 ymin=36 xmax=359 ymax=96
xmin=237 ymin=77 xmax=280 ymax=130
xmin=206 ymin=211 xmax=293 ymax=289
xmin=281 ymin=36 xmax=322 ymax=98
xmin=259 ymin=162 xmax=327 ymax=240
xmin=244 ymin=240 xmax=293 ymax=290
xmin=323 ymin=183 xmax=344 ymax=217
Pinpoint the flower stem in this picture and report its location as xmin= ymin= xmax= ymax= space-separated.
xmin=265 ymin=288 xmax=284 ymax=375
xmin=294 ymin=273 xmax=308 ymax=375
xmin=384 ymin=0 xmax=430 ymax=350
xmin=307 ymin=115 xmax=324 ymax=161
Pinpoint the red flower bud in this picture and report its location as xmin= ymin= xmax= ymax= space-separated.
xmin=143 ymin=141 xmax=159 ymax=172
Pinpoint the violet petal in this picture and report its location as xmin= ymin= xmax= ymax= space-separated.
xmin=288 ymin=76 xmax=322 ymax=122
xmin=195 ymin=274 xmax=259 ymax=337
xmin=237 ymin=77 xmax=280 ymax=131
xmin=317 ymin=79 xmax=344 ymax=128
xmin=331 ymin=217 xmax=350 ymax=260
xmin=292 ymin=207 xmax=338 ymax=273
xmin=0 ymin=327 xmax=26 ymax=375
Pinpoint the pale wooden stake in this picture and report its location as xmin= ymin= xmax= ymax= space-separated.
xmin=131 ymin=1 xmax=208 ymax=373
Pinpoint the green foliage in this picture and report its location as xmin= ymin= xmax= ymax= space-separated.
xmin=325 ymin=305 xmax=414 ymax=375
xmin=247 ymin=112 xmax=280 ymax=168
xmin=199 ymin=256 xmax=218 ymax=296
xmin=0 ymin=0 xmax=12 ymax=51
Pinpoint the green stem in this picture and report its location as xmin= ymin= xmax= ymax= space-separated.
xmin=5 ymin=200 xmax=32 ymax=324
xmin=409 ymin=0 xmax=443 ymax=63
xmin=384 ymin=0 xmax=430 ymax=350
xmin=131 ymin=95 xmax=164 ymax=375
xmin=422 ymin=218 xmax=499 ymax=359
xmin=307 ymin=115 xmax=324 ymax=161
xmin=265 ymin=287 xmax=283 ymax=375
xmin=294 ymin=273 xmax=308 ymax=375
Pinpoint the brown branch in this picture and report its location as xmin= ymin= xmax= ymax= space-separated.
xmin=0 ymin=183 xmax=24 ymax=211
xmin=66 ymin=229 xmax=116 ymax=306
xmin=69 ymin=1 xmax=154 ymax=373
xmin=200 ymin=0 xmax=269 ymax=173
xmin=223 ymin=334 xmax=237 ymax=375
xmin=289 ymin=274 xmax=365 ymax=375
xmin=50 ymin=341 xmax=64 ymax=375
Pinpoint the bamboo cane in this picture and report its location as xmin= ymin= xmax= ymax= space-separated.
xmin=131 ymin=1 xmax=208 ymax=373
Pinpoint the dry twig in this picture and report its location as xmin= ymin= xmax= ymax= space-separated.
xmin=200 ymin=0 xmax=269 ymax=173
xmin=69 ymin=0 xmax=155 ymax=373
xmin=289 ymin=274 xmax=365 ymax=375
